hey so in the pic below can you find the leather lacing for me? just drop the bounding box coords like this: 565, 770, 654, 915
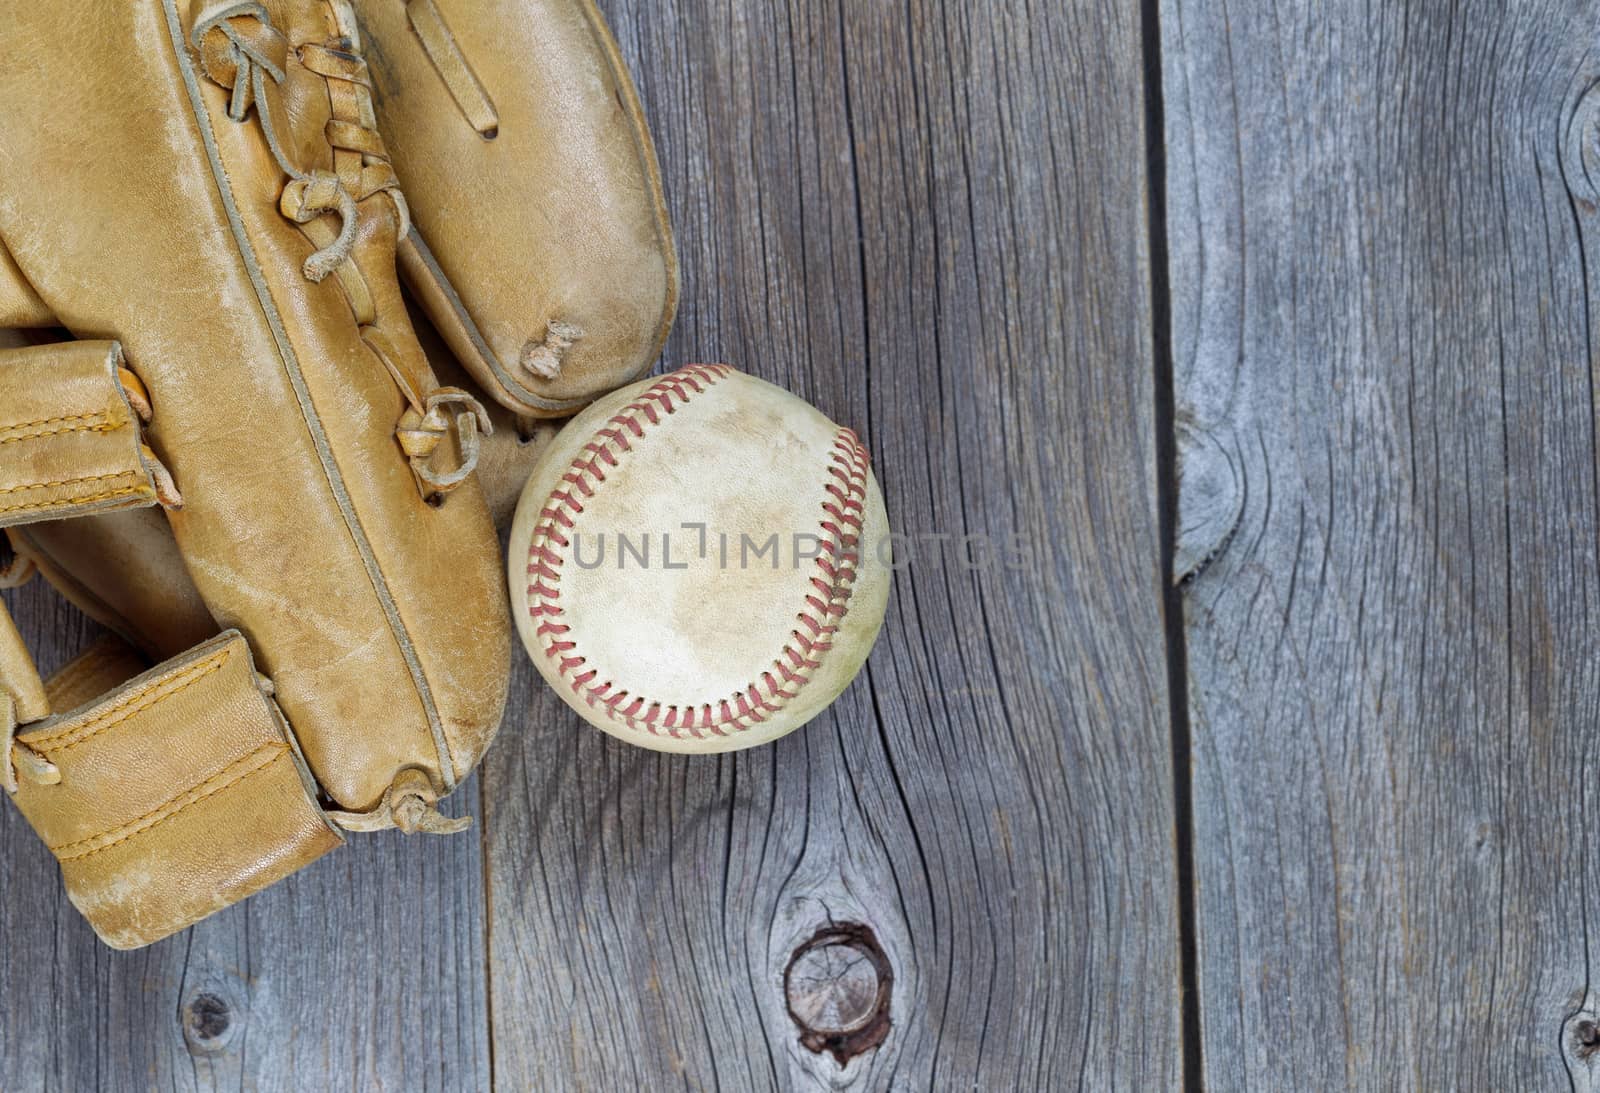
191, 1, 409, 282
2, 8, 481, 829
191, 1, 489, 501
404, 0, 499, 138
326, 767, 470, 835
121, 364, 185, 510
178, 3, 478, 834
0, 533, 35, 591
1, 695, 59, 795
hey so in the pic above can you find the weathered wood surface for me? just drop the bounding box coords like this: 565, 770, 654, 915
27, 0, 1600, 1087
481, 0, 1180, 1088
1164, 1, 1600, 1088
0, 0, 1181, 1089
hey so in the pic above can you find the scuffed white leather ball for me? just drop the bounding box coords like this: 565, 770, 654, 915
509, 365, 891, 752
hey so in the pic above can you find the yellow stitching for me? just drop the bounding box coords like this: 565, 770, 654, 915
28, 647, 232, 752
0, 485, 149, 516
0, 416, 121, 445
0, 471, 142, 496
52, 744, 288, 862
0, 410, 112, 433
1, 422, 120, 444
53, 744, 284, 858
36, 656, 228, 754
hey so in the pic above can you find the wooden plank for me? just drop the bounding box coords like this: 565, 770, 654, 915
484, 0, 1181, 1087
1163, 1, 1600, 1086
1, 571, 490, 1088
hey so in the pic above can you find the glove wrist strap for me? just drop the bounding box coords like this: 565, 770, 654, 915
6, 632, 343, 949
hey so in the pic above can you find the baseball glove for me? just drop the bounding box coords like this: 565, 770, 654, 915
0, 0, 672, 949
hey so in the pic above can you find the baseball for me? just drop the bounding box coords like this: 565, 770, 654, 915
508, 365, 891, 752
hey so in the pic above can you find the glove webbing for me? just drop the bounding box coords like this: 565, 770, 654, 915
190, 2, 490, 499
190, 2, 409, 282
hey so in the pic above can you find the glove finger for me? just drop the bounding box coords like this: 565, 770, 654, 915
361, 0, 678, 417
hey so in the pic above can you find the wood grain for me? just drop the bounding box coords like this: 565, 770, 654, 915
480, 0, 1180, 1088
0, 1, 1181, 1088
0, 579, 492, 1091
14, 0, 1600, 1086
1163, 1, 1600, 1087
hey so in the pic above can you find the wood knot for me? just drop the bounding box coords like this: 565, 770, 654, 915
784, 923, 892, 1065
1174, 420, 1244, 584
181, 989, 238, 1057
1563, 82, 1600, 208
1576, 1019, 1600, 1059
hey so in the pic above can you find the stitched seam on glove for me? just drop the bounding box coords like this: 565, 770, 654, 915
0, 412, 119, 443
0, 485, 151, 519
0, 471, 145, 497
26, 646, 232, 754
51, 743, 288, 861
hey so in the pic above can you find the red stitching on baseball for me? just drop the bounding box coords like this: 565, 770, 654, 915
525, 365, 869, 741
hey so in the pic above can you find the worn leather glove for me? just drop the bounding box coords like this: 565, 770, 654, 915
360, 0, 679, 415
0, 0, 672, 949
5, 0, 676, 662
